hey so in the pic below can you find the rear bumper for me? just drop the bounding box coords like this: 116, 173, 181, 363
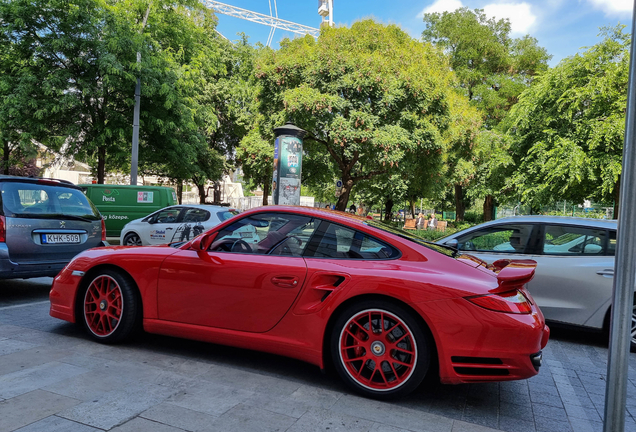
413, 297, 550, 385
0, 241, 109, 280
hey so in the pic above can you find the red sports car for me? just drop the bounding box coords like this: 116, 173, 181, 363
50, 206, 549, 399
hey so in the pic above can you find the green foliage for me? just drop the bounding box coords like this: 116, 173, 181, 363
0, 0, 238, 186
236, 125, 274, 203
422, 7, 551, 219
504, 25, 628, 208
463, 210, 484, 224
254, 20, 466, 211
422, 7, 551, 128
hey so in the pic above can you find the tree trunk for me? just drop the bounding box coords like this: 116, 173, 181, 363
197, 183, 206, 204
409, 198, 415, 218
483, 194, 495, 222
335, 178, 354, 211
383, 198, 394, 223
97, 146, 106, 184
613, 177, 620, 219
454, 184, 465, 221
176, 182, 183, 204
262, 182, 270, 206
2, 142, 9, 175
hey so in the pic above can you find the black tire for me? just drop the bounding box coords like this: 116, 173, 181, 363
80, 269, 140, 344
330, 300, 431, 399
123, 232, 142, 246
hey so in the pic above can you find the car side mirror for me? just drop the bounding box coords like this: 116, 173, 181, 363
198, 232, 217, 251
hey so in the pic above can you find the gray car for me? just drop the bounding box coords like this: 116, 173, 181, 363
436, 216, 624, 342
0, 176, 108, 279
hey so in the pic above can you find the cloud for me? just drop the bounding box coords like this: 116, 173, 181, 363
587, 0, 632, 16
483, 3, 537, 35
418, 0, 464, 18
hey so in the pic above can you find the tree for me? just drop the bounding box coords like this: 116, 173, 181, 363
422, 7, 551, 220
254, 20, 461, 211
236, 126, 273, 206
503, 25, 628, 215
0, 0, 228, 187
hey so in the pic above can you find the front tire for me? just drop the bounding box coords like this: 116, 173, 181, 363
123, 232, 142, 246
331, 300, 430, 399
81, 269, 139, 344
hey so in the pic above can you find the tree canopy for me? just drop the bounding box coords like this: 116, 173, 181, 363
0, 0, 236, 188
504, 25, 628, 213
253, 20, 476, 211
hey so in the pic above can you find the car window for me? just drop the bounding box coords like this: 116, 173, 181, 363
1, 182, 100, 220
455, 224, 534, 253
309, 222, 399, 260
182, 208, 210, 223
149, 208, 182, 224
209, 213, 316, 256
542, 225, 607, 256
217, 210, 238, 222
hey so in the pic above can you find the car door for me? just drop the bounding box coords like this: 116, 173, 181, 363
145, 207, 184, 245
157, 212, 318, 333
528, 224, 615, 326
173, 207, 211, 242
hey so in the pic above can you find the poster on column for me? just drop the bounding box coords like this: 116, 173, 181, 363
276, 136, 303, 205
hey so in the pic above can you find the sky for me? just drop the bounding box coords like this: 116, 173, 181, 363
213, 0, 633, 66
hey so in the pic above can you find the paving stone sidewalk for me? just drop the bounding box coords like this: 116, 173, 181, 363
1, 301, 636, 432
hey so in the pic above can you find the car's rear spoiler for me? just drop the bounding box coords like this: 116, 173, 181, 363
488, 259, 537, 293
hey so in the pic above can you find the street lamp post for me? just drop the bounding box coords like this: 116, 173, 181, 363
130, 4, 151, 186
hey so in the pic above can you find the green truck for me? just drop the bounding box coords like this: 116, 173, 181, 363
80, 184, 177, 237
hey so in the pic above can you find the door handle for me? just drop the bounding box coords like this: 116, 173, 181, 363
271, 276, 299, 288
596, 269, 614, 277
167, 227, 173, 230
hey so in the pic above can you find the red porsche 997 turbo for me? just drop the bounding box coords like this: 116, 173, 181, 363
50, 206, 549, 399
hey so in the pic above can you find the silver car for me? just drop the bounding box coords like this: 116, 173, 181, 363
436, 216, 623, 342
0, 176, 107, 279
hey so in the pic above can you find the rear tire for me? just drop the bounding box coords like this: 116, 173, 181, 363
81, 269, 139, 344
330, 300, 430, 399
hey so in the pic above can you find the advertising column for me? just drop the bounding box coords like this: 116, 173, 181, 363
272, 123, 307, 205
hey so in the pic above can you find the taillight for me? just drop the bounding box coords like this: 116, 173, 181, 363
465, 289, 532, 314
101, 218, 107, 241
0, 216, 5, 242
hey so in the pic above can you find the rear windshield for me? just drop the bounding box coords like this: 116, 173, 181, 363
364, 220, 457, 258
217, 210, 239, 222
1, 182, 102, 221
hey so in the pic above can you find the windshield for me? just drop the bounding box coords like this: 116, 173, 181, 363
364, 219, 457, 258
1, 182, 102, 220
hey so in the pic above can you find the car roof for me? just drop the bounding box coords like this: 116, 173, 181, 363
239, 205, 372, 224
470, 215, 617, 229
173, 204, 235, 211
0, 175, 79, 189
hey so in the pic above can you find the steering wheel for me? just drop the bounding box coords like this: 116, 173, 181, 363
231, 239, 252, 253
279, 236, 304, 256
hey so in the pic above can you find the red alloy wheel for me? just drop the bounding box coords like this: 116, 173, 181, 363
339, 308, 418, 391
84, 275, 123, 337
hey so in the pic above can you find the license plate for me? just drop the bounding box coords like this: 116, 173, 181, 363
41, 234, 81, 244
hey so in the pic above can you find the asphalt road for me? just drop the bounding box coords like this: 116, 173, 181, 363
0, 277, 53, 309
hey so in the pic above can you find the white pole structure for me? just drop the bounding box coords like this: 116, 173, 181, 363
131, 4, 151, 186
328, 0, 333, 26
603, 1, 636, 430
